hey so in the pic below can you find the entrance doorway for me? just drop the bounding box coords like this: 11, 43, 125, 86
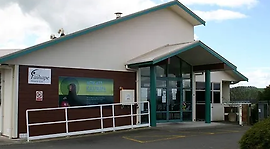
140, 56, 193, 123
156, 78, 181, 122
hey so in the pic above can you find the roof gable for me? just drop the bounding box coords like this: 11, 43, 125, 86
126, 40, 248, 82
0, 0, 205, 63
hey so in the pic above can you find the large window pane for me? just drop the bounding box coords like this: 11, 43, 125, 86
156, 61, 167, 78
183, 79, 191, 89
168, 88, 181, 111
168, 80, 181, 88
140, 88, 150, 102
184, 89, 192, 103
141, 77, 150, 87
156, 80, 166, 88
156, 88, 167, 111
168, 56, 180, 78
140, 67, 150, 76
182, 60, 191, 78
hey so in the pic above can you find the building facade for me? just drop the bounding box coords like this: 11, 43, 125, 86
0, 0, 247, 139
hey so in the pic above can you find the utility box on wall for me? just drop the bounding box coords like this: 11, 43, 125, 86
120, 89, 135, 105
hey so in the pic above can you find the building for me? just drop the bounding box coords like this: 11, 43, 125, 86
0, 0, 247, 139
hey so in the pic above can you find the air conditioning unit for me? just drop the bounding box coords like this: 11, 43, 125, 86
120, 89, 135, 105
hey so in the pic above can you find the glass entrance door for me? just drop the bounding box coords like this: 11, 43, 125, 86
139, 55, 193, 123
156, 79, 182, 122
168, 87, 181, 120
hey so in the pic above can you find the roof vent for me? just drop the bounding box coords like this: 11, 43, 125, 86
115, 12, 122, 19
50, 28, 65, 40
58, 28, 65, 37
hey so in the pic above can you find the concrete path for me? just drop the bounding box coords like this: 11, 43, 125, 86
0, 122, 249, 149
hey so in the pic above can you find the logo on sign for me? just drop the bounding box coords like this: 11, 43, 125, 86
28, 68, 51, 84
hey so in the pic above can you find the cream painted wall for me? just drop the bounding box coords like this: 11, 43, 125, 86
222, 81, 231, 103
7, 8, 194, 71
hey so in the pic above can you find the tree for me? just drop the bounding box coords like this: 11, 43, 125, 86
261, 85, 270, 102
230, 86, 260, 103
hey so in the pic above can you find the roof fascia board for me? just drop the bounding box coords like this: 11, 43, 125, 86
151, 41, 237, 70
233, 70, 248, 82
152, 43, 199, 64
174, 1, 206, 25
127, 61, 153, 68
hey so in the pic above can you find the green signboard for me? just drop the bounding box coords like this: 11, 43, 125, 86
59, 76, 114, 107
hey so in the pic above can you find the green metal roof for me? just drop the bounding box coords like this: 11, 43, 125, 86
127, 40, 248, 82
0, 0, 205, 63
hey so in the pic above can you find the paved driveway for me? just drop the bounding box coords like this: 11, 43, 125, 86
0, 123, 249, 149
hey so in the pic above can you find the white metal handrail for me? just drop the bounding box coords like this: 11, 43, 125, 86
26, 101, 150, 142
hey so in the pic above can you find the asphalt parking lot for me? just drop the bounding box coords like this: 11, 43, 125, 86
0, 123, 249, 149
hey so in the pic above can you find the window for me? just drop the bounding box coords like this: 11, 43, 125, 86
140, 67, 150, 77
182, 60, 191, 78
196, 91, 205, 103
141, 77, 150, 87
183, 79, 191, 89
195, 82, 221, 103
168, 56, 181, 77
212, 83, 220, 103
213, 83, 220, 90
169, 80, 181, 88
156, 62, 167, 78
196, 82, 205, 90
156, 80, 166, 88
213, 92, 220, 103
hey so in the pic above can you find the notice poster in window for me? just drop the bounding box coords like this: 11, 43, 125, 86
172, 89, 177, 100
157, 89, 162, 96
162, 96, 166, 103
162, 90, 166, 103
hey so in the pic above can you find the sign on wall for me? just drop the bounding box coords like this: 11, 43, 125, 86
28, 68, 51, 84
58, 76, 114, 107
36, 91, 43, 101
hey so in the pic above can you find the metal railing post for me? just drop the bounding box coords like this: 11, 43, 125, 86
65, 108, 69, 136
26, 110, 30, 142
239, 105, 243, 126
100, 105, 104, 133
131, 103, 134, 129
112, 105, 115, 131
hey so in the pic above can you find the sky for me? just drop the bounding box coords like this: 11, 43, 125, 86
0, 0, 269, 88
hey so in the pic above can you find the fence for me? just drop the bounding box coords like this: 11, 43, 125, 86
26, 101, 150, 142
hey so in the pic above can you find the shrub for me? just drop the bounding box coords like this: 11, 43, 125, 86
239, 117, 270, 149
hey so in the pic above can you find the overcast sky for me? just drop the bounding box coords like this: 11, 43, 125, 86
1, 0, 270, 88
